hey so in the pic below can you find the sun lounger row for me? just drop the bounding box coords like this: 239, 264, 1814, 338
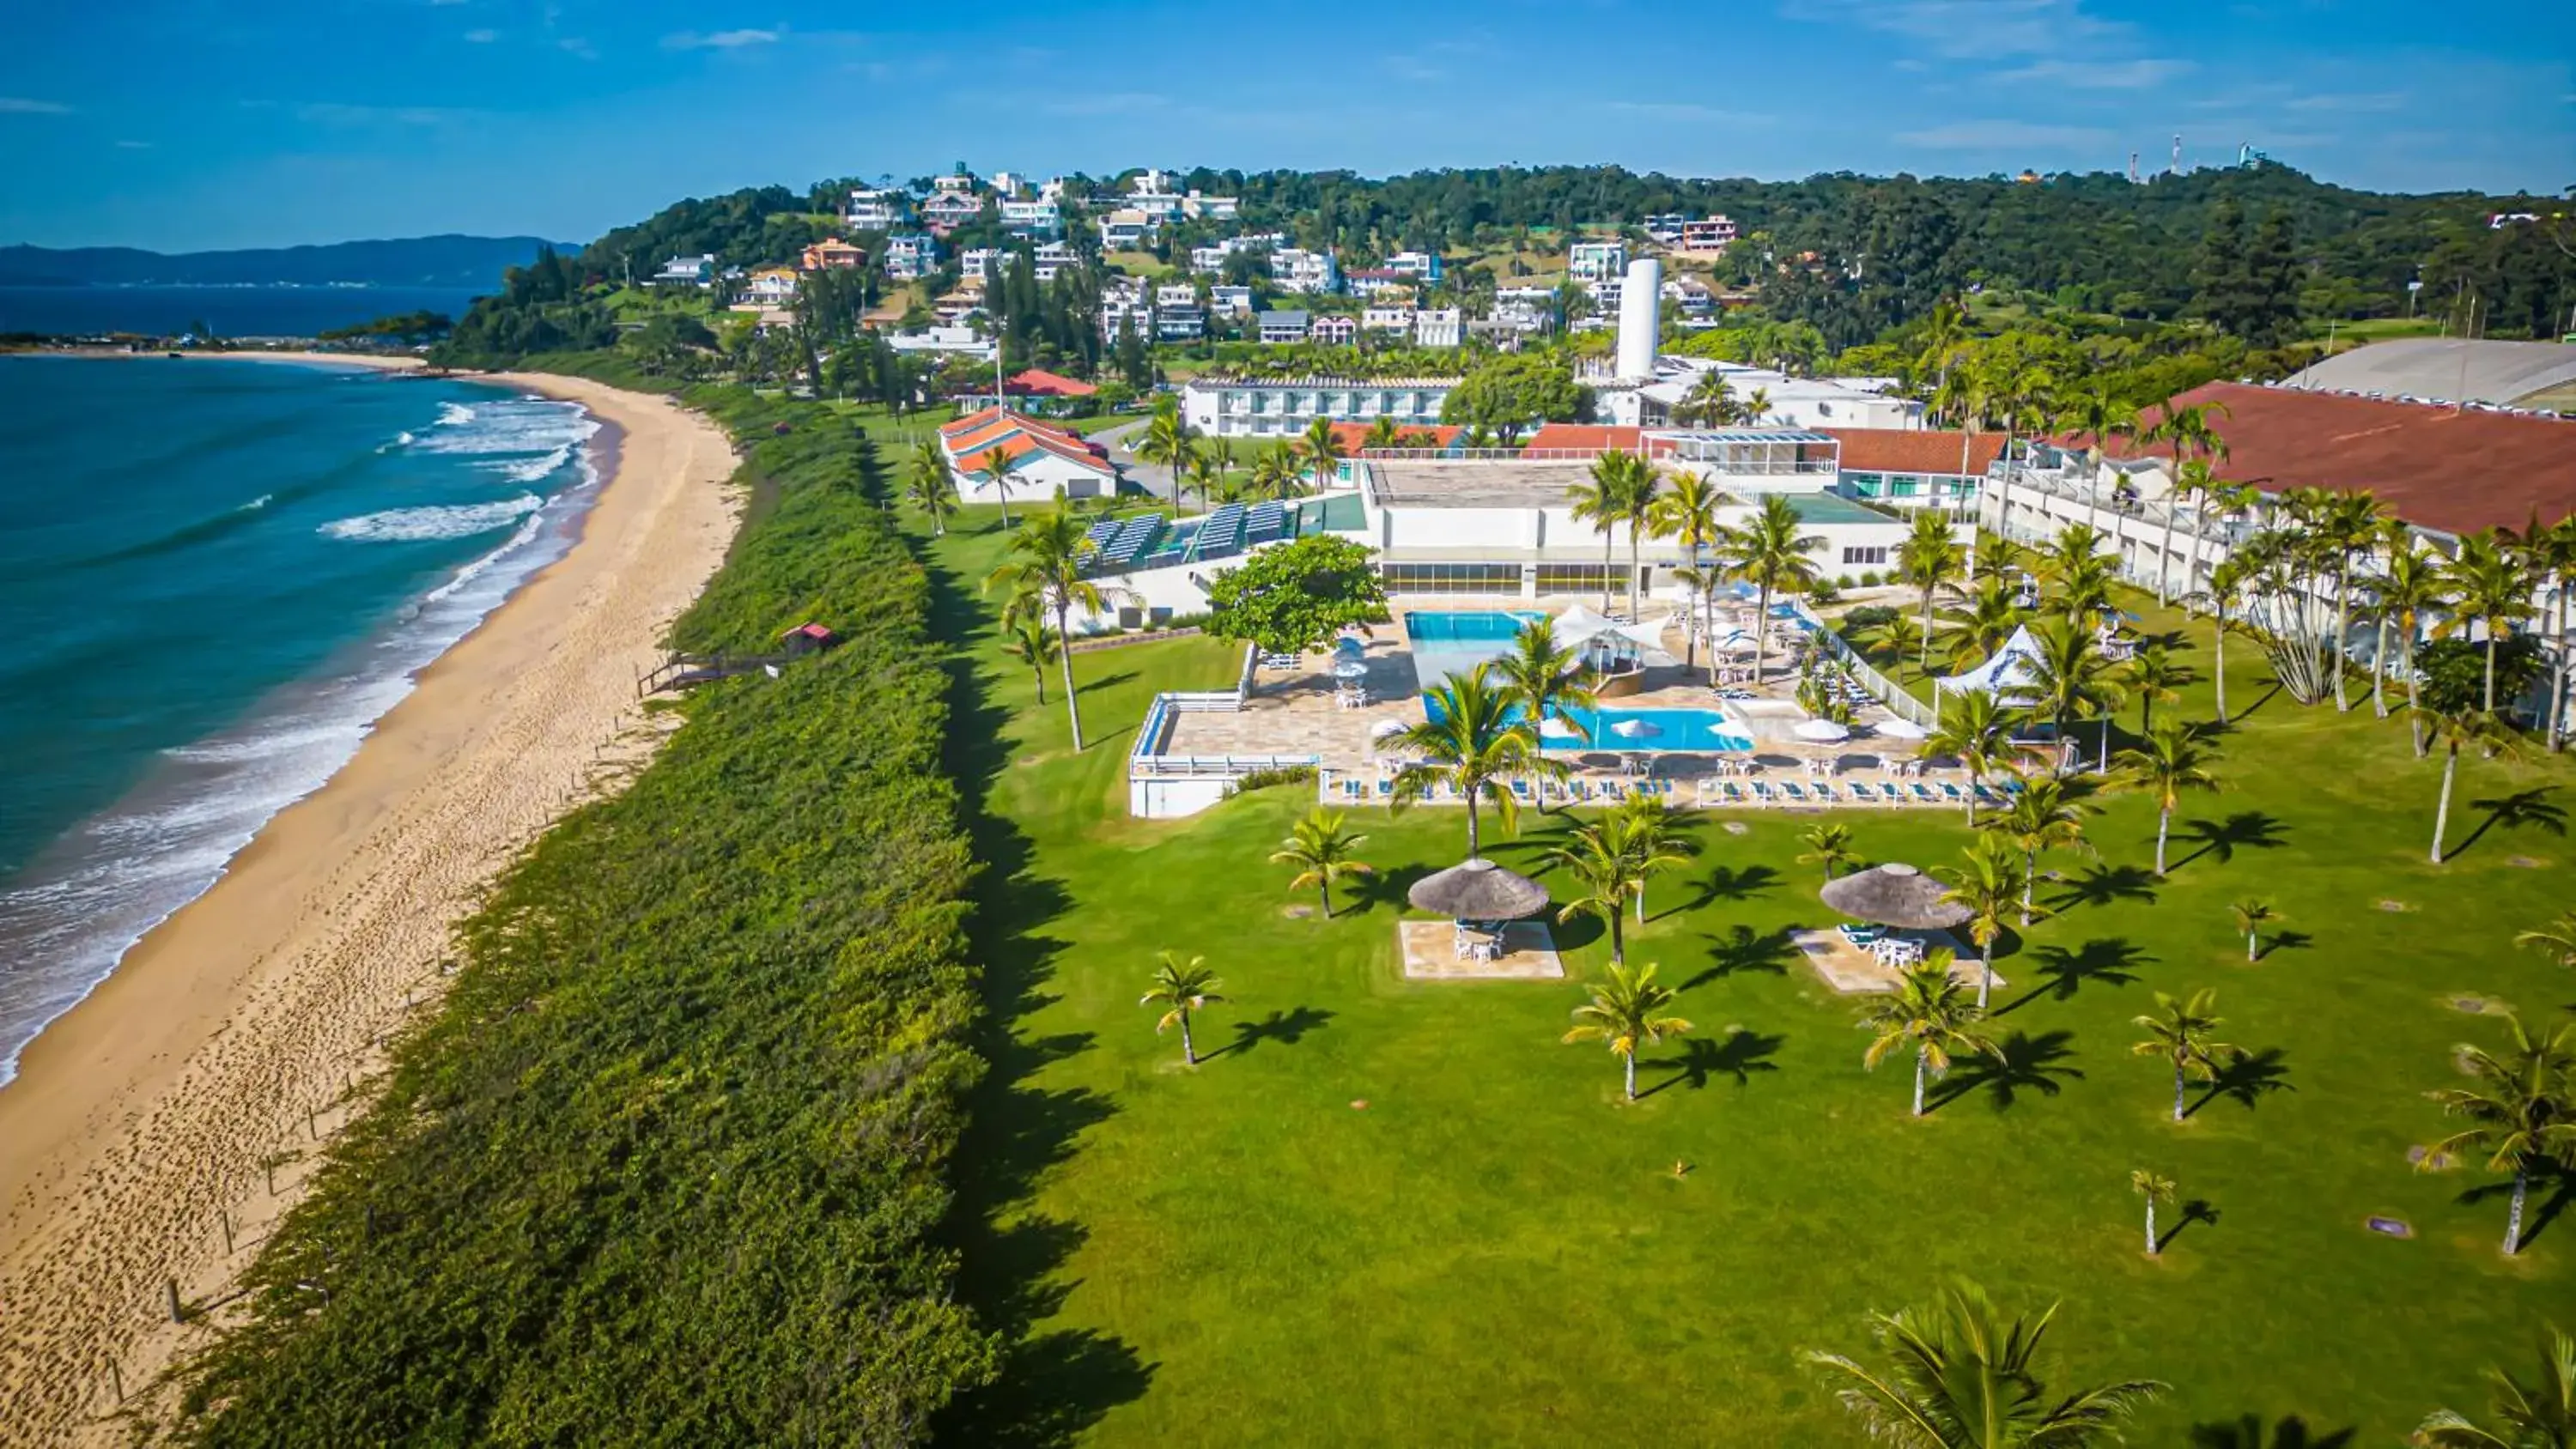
1692, 777, 2006, 809
1322, 776, 1683, 806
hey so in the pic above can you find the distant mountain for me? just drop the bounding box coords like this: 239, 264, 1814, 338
0, 235, 574, 290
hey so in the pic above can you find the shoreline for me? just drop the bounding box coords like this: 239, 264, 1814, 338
0, 363, 742, 1443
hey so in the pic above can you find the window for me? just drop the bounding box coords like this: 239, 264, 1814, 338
1535, 564, 1615, 595
1381, 562, 1521, 595
1846, 472, 1883, 496
1889, 476, 1921, 499
1840, 546, 1889, 567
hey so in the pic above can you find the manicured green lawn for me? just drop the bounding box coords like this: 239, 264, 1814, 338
920, 509, 2575, 1446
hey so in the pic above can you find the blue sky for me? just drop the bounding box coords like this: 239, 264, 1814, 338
4, 0, 2569, 251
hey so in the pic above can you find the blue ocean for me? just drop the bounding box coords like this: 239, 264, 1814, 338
0, 356, 603, 1082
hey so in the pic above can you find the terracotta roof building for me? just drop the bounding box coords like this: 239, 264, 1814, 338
1824, 428, 2006, 477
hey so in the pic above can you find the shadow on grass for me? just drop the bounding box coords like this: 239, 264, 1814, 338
1681, 925, 1800, 986
1641, 1030, 1785, 1096
915, 518, 1152, 1444
1677, 862, 1782, 914
1204, 1006, 1334, 1060
2171, 810, 2289, 870
1346, 863, 1436, 918
2259, 929, 2313, 961
1997, 937, 2150, 1015
1073, 668, 1138, 697
2448, 786, 2567, 860
2158, 1197, 2221, 1252
2046, 862, 2160, 913
2190, 1046, 2294, 1116
2462, 1165, 2576, 1252
1931, 1030, 2083, 1113
2190, 1414, 2356, 1448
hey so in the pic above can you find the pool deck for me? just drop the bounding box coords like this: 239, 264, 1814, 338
1162, 597, 1929, 782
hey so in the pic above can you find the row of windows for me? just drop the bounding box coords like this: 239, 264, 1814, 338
1534, 564, 1619, 592
1840, 546, 1890, 567
1845, 471, 1978, 499
1382, 563, 1522, 595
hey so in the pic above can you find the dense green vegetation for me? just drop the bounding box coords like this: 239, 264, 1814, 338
173, 385, 997, 1442
908, 506, 2573, 1445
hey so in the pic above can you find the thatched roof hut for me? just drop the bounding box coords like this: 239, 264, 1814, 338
1817, 863, 1971, 930
1407, 858, 1550, 921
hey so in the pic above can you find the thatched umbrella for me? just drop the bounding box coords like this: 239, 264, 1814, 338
1408, 858, 1550, 921
1818, 863, 1970, 930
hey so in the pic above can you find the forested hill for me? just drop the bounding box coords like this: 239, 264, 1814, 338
0, 234, 569, 288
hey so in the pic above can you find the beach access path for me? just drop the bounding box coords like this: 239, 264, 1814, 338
0, 358, 744, 1444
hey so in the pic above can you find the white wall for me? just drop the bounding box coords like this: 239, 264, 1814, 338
956, 452, 1113, 503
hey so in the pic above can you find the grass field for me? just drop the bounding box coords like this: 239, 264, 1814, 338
916, 508, 2575, 1446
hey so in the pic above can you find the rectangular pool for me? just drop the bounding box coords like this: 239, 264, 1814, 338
1405, 610, 1752, 753
1404, 609, 1545, 693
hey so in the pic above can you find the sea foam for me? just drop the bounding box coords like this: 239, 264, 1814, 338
320, 494, 544, 543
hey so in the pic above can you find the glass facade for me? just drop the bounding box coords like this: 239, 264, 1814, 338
1382, 562, 1521, 595
1534, 563, 1617, 595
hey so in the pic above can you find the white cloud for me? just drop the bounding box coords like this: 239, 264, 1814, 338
1993, 57, 2189, 88
1783, 0, 2128, 58
1897, 118, 2117, 149
559, 36, 598, 59
2284, 90, 2408, 112
0, 97, 73, 114
1039, 92, 1170, 117
664, 27, 781, 50
115, 139, 151, 149
463, 27, 497, 41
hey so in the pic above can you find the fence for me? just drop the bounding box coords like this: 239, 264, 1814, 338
1794, 599, 1937, 729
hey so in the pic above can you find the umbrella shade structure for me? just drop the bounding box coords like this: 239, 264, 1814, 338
1874, 717, 1929, 740
1792, 718, 1851, 743
1408, 858, 1551, 921
1332, 660, 1370, 681
1370, 718, 1411, 739
1610, 717, 1664, 740
1819, 863, 1971, 930
1537, 714, 1583, 740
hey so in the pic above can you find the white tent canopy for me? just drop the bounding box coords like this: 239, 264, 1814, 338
1550, 603, 1619, 646
1935, 624, 2045, 705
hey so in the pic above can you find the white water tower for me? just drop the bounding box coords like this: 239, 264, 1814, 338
1615, 256, 1662, 381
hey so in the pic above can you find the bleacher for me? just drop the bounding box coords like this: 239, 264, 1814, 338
1242, 501, 1290, 546
1188, 504, 1248, 561
1083, 517, 1121, 551
1094, 513, 1167, 569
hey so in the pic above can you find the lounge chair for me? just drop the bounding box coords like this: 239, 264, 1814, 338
1940, 780, 1967, 803
1781, 781, 1808, 804
1813, 781, 1843, 803
1911, 782, 1938, 803
1751, 780, 1777, 804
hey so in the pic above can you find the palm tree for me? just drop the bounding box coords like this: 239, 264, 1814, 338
1140, 952, 1226, 1065
2122, 644, 2192, 733
1935, 575, 2027, 673
2420, 704, 2518, 864
1741, 385, 1772, 424
1674, 370, 1737, 427
1569, 450, 1645, 614
975, 449, 1020, 529
2024, 615, 2117, 775
2524, 513, 2576, 754
2133, 988, 2237, 1123
2517, 912, 2576, 970
1807, 1281, 2166, 1446
1614, 461, 1667, 619
2311, 490, 2390, 712
1613, 795, 1696, 922
2421, 1014, 2576, 1256
1917, 298, 1970, 409
1298, 415, 1346, 491
907, 437, 960, 536
1247, 440, 1305, 500
1181, 439, 1224, 515
2161, 458, 2217, 607
1798, 822, 1858, 882
2445, 531, 2538, 712
986, 504, 1121, 750
2112, 717, 2221, 876
1860, 955, 2000, 1117
1271, 808, 1374, 918
2063, 385, 2140, 531
1391, 669, 1551, 858
2230, 898, 2275, 963
2131, 1170, 2178, 1257
1133, 397, 1192, 494
1927, 688, 2016, 823
1936, 833, 2029, 1010
1983, 767, 2093, 925
1362, 415, 1402, 452
1563, 961, 1691, 1101
2202, 554, 2252, 726
1548, 816, 1649, 966
2415, 1323, 2576, 1446
1896, 509, 1966, 670
1490, 616, 1599, 745
1650, 470, 1725, 674
1001, 615, 1058, 704
1721, 493, 1825, 688
2370, 526, 2445, 734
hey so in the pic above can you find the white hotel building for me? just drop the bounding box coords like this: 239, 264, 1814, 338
1182, 375, 1460, 439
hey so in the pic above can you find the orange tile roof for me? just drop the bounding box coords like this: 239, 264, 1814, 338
945, 408, 1113, 476
1521, 424, 1644, 454
1823, 428, 2006, 476
1009, 367, 1098, 397
1330, 421, 1461, 452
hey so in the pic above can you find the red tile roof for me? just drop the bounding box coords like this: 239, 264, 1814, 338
943, 407, 1113, 476
2123, 382, 2576, 536
1330, 421, 1461, 452
1522, 424, 1643, 454
1008, 367, 1098, 397
1823, 428, 2006, 477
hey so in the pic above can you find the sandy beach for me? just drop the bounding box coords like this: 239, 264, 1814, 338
0, 362, 742, 1443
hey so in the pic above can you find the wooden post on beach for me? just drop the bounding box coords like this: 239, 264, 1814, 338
108, 1359, 124, 1404
266, 1158, 276, 1196
307, 1106, 318, 1142
165, 1278, 183, 1324
220, 1209, 234, 1255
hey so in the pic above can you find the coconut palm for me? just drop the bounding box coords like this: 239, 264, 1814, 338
2517, 912, 2576, 970
1797, 822, 1859, 882
1674, 370, 1737, 427
1298, 415, 1346, 490
1390, 669, 1552, 858
1613, 794, 1697, 922
1806, 1280, 2166, 1446
1983, 767, 2094, 925
975, 450, 1020, 529
2202, 554, 2252, 726
1569, 450, 1647, 614
2063, 385, 2141, 530
1927, 688, 2016, 823
2415, 1323, 2576, 1447
1547, 816, 1649, 967
2230, 899, 2275, 963
1935, 575, 2028, 673
1001, 614, 1058, 704
2024, 614, 2119, 775
907, 436, 961, 535
2419, 704, 2518, 864
2421, 1014, 2576, 1256
1562, 961, 1692, 1101
985, 504, 1122, 751
2121, 644, 2193, 734
2519, 512, 2576, 754
1936, 832, 2030, 1010
1870, 612, 1929, 670
1133, 397, 1193, 504
2311, 490, 2391, 712
1247, 440, 1305, 500
2112, 717, 2221, 876
2370, 525, 2446, 735
2133, 988, 2237, 1123
1720, 493, 1826, 688
1140, 952, 1226, 1065
1651, 471, 1727, 674
1860, 954, 2000, 1118
1741, 385, 1772, 424
2162, 458, 2218, 607
1896, 509, 1966, 670
1616, 459, 1665, 620
1362, 415, 1402, 452
1271, 807, 1374, 918
1180, 439, 1224, 515
2445, 531, 2538, 712
1491, 615, 1599, 745
2131, 1170, 2178, 1257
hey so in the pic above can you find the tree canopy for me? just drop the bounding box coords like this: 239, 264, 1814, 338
1440, 353, 1591, 441
1201, 535, 1388, 655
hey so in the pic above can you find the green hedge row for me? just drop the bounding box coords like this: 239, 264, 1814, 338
178, 379, 996, 1444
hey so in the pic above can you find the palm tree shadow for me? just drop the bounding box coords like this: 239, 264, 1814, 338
2260, 929, 2313, 960
1640, 1029, 1785, 1097
2157, 1197, 2221, 1252
1682, 924, 1801, 986
2471, 1165, 2576, 1251
2189, 1046, 2294, 1116
1675, 861, 1781, 914
2045, 862, 2160, 912
2170, 811, 2289, 870
2190, 1414, 2356, 1448
1930, 1029, 2083, 1113
1346, 864, 1435, 916
1997, 937, 2150, 1015
2450, 786, 2567, 859
1075, 669, 1138, 696
1203, 1006, 1335, 1060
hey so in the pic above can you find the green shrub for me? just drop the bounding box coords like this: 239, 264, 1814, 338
1230, 765, 1318, 793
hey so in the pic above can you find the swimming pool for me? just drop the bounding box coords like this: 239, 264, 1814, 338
1405, 610, 1753, 753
